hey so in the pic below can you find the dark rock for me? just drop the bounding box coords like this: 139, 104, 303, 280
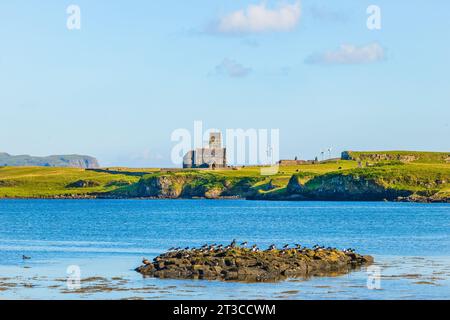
66, 180, 101, 188
136, 247, 373, 283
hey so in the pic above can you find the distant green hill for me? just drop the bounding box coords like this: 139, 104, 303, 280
0, 152, 99, 168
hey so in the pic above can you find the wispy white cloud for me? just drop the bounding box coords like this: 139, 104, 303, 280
213, 1, 301, 34
305, 43, 385, 65
215, 59, 252, 78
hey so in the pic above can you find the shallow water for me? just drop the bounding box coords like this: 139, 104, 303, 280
0, 199, 449, 299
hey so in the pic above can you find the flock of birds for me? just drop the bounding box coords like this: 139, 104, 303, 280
142, 240, 357, 265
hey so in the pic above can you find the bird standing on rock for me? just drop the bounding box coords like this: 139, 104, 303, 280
230, 239, 237, 248
142, 258, 151, 265
240, 241, 248, 247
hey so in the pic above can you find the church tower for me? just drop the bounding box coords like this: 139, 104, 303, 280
183, 132, 226, 169
209, 132, 222, 149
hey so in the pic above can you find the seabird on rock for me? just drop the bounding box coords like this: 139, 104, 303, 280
283, 244, 290, 249
240, 241, 248, 247
230, 239, 237, 248
142, 258, 151, 265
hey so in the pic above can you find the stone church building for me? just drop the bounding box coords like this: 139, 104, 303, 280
183, 132, 227, 169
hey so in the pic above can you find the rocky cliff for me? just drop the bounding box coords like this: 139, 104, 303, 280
109, 165, 450, 203
285, 166, 449, 202
0, 152, 99, 169
286, 172, 412, 201
126, 172, 263, 199
341, 151, 450, 163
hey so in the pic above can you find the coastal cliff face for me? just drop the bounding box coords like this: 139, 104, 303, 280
0, 153, 99, 169
117, 165, 449, 203
286, 166, 449, 202
341, 151, 450, 164
132, 172, 263, 199
286, 173, 412, 201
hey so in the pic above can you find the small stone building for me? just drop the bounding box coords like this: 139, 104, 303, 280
183, 132, 227, 169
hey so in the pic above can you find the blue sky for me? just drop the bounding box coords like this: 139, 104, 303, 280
0, 1, 449, 167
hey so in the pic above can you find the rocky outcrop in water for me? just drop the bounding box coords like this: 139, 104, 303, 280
136, 245, 373, 282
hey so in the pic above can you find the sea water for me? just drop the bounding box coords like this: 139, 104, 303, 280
0, 199, 449, 299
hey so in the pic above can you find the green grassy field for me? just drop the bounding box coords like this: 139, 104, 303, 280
0, 161, 356, 198
0, 167, 140, 198
0, 151, 448, 201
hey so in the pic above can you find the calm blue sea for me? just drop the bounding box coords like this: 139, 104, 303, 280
0, 200, 449, 299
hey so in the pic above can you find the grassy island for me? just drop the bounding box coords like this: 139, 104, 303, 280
0, 151, 448, 202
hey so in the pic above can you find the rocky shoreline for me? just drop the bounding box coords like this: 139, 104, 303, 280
136, 243, 374, 282
1, 194, 446, 203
